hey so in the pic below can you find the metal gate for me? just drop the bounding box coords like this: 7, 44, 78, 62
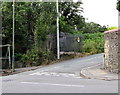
60, 35, 82, 52
46, 32, 83, 53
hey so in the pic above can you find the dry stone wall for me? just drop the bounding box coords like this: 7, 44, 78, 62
104, 29, 120, 73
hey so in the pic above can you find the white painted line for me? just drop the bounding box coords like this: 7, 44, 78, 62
68, 74, 75, 76
29, 72, 41, 75
75, 56, 102, 64
85, 64, 101, 69
29, 71, 83, 78
29, 72, 77, 78
21, 82, 85, 88
74, 76, 81, 78
53, 66, 61, 69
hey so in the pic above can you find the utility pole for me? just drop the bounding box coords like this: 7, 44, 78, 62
56, 0, 60, 59
12, 0, 15, 72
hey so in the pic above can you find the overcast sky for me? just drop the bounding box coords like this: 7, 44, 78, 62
81, 0, 118, 27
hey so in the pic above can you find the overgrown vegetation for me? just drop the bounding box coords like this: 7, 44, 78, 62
2, 1, 116, 68
83, 33, 104, 54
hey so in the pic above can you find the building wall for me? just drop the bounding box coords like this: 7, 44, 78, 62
104, 29, 120, 73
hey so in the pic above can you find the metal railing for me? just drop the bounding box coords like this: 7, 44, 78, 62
0, 44, 11, 69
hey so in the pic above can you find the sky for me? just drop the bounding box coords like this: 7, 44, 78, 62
80, 0, 118, 27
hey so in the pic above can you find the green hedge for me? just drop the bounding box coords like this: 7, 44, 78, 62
83, 33, 104, 54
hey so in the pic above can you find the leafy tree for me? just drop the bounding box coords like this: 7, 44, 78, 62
34, 2, 57, 50
80, 22, 107, 33
2, 2, 57, 65
2, 2, 85, 53
117, 0, 120, 12
15, 2, 45, 53
2, 2, 42, 53
2, 2, 13, 45
59, 1, 85, 33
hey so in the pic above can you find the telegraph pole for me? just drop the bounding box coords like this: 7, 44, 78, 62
56, 0, 60, 59
12, 0, 15, 72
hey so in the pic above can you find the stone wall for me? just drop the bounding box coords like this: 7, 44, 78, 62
104, 29, 120, 73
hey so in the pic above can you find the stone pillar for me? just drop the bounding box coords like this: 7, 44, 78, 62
104, 29, 120, 73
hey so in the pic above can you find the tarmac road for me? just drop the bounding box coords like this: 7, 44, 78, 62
1, 53, 118, 93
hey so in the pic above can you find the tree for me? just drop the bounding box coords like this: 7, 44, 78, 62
2, 1, 109, 67
2, 2, 13, 45
2, 1, 85, 53
34, 2, 57, 50
80, 22, 107, 33
2, 2, 42, 53
2, 2, 57, 65
117, 0, 120, 12
59, 1, 85, 33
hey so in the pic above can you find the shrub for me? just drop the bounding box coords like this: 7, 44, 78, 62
107, 26, 118, 30
83, 33, 104, 54
19, 48, 55, 67
15, 53, 23, 61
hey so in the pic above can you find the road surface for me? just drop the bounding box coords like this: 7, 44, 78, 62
1, 53, 118, 93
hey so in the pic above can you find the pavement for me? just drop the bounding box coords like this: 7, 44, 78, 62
80, 64, 119, 81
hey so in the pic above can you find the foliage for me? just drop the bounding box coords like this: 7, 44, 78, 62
34, 2, 57, 50
83, 33, 104, 54
117, 1, 120, 12
2, 2, 106, 67
107, 26, 118, 30
59, 15, 74, 33
2, 2, 57, 66
2, 2, 42, 53
59, 2, 85, 33
2, 2, 13, 45
19, 49, 55, 66
80, 22, 107, 33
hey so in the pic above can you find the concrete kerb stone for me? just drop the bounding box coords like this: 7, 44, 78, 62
1, 66, 42, 76
80, 64, 119, 81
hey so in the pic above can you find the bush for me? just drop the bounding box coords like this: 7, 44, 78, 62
107, 26, 118, 30
19, 49, 55, 67
15, 53, 23, 61
83, 33, 104, 54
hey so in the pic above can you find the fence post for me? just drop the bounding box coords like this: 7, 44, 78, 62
8, 46, 11, 69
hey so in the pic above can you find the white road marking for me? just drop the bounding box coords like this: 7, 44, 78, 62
29, 55, 102, 78
75, 56, 102, 64
82, 63, 103, 71
29, 71, 83, 79
21, 82, 85, 88
53, 66, 60, 69
29, 72, 78, 77
87, 64, 101, 69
